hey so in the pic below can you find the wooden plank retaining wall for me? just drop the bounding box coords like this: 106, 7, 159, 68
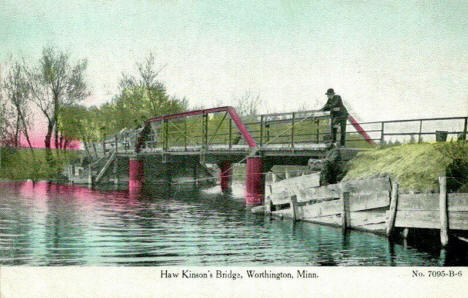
265, 174, 468, 245
395, 193, 468, 230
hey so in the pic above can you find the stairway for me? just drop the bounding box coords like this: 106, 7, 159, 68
94, 152, 116, 184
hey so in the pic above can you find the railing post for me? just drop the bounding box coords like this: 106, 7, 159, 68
203, 113, 208, 149
114, 135, 118, 154
164, 119, 169, 151
266, 123, 270, 143
228, 118, 232, 149
291, 112, 295, 149
184, 117, 187, 151
418, 120, 423, 143
315, 119, 320, 143
463, 117, 467, 141
260, 115, 264, 147
380, 122, 385, 145
200, 114, 204, 147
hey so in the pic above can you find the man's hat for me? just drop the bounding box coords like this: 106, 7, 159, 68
325, 88, 335, 95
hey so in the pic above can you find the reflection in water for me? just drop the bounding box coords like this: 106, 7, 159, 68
0, 181, 466, 266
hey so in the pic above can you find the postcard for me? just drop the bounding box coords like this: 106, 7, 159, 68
0, 1, 467, 297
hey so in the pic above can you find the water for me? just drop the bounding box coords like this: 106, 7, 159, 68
0, 181, 465, 266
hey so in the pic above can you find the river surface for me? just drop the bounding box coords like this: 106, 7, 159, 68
0, 181, 465, 266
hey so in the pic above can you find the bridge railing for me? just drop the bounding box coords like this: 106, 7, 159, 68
90, 108, 338, 155
242, 110, 333, 148
138, 110, 248, 152
89, 108, 467, 156
345, 116, 468, 146
90, 128, 142, 157
134, 107, 334, 153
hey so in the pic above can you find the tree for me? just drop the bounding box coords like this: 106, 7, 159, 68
0, 65, 16, 146
25, 47, 89, 162
0, 72, 8, 143
3, 62, 35, 155
101, 53, 187, 135
233, 90, 262, 120
57, 105, 86, 151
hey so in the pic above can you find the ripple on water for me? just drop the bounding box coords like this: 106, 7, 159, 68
0, 181, 464, 266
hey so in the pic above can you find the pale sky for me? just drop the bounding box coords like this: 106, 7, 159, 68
1, 0, 467, 122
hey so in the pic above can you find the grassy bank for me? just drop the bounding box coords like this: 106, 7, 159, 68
344, 142, 468, 192
0, 147, 80, 181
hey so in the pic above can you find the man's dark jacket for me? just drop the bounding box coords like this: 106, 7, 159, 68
320, 95, 348, 118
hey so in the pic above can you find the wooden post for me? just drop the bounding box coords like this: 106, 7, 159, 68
266, 123, 270, 143
402, 228, 409, 239
463, 117, 467, 141
315, 119, 320, 143
228, 118, 232, 149
439, 248, 447, 266
164, 119, 169, 151
268, 183, 273, 196
291, 112, 295, 149
439, 175, 449, 247
203, 113, 208, 149
259, 115, 264, 147
290, 195, 298, 221
265, 199, 273, 215
271, 172, 277, 183
341, 191, 350, 232
184, 117, 187, 151
380, 122, 385, 145
386, 181, 399, 237
418, 120, 423, 143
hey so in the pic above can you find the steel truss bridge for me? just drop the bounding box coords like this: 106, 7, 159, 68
80, 106, 467, 204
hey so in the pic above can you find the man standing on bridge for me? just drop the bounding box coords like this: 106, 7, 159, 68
320, 88, 348, 146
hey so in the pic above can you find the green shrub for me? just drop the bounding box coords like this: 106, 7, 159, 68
344, 142, 468, 192
0, 147, 79, 180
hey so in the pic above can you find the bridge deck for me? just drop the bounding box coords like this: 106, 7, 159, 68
110, 143, 331, 158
